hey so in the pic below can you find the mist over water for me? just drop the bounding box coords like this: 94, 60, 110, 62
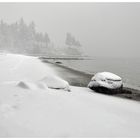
0, 3, 140, 58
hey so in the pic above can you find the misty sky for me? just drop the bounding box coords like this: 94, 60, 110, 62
0, 3, 140, 57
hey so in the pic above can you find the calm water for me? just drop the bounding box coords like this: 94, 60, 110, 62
58, 57, 140, 88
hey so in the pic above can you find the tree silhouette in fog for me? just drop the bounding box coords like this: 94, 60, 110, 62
0, 18, 51, 55
0, 19, 83, 56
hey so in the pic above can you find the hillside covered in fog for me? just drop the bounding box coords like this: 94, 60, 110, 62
0, 19, 83, 57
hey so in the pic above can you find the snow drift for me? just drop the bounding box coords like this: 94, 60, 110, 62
0, 53, 70, 91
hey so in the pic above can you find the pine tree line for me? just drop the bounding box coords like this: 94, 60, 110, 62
0, 18, 83, 56
0, 18, 51, 55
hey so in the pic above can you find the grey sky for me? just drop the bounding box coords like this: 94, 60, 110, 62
0, 3, 140, 57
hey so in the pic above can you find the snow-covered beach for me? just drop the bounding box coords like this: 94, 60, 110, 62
41, 57, 140, 101
0, 53, 140, 137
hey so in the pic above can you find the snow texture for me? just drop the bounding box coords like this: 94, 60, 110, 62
0, 53, 140, 137
0, 53, 70, 91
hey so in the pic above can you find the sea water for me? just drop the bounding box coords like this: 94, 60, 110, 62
59, 57, 140, 88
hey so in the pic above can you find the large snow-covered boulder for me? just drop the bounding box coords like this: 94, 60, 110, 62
88, 72, 123, 94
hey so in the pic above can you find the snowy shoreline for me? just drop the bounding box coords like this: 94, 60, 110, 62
40, 57, 140, 101
0, 53, 140, 137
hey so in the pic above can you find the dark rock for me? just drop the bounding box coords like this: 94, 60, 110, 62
55, 61, 62, 64
89, 86, 123, 95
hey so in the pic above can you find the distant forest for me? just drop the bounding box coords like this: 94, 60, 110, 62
0, 18, 83, 56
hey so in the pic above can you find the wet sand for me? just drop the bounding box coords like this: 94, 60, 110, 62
40, 58, 140, 101
43, 59, 92, 87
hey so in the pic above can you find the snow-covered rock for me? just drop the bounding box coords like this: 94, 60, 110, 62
40, 76, 71, 91
88, 72, 123, 93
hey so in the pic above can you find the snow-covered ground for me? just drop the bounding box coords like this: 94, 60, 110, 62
0, 53, 140, 137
